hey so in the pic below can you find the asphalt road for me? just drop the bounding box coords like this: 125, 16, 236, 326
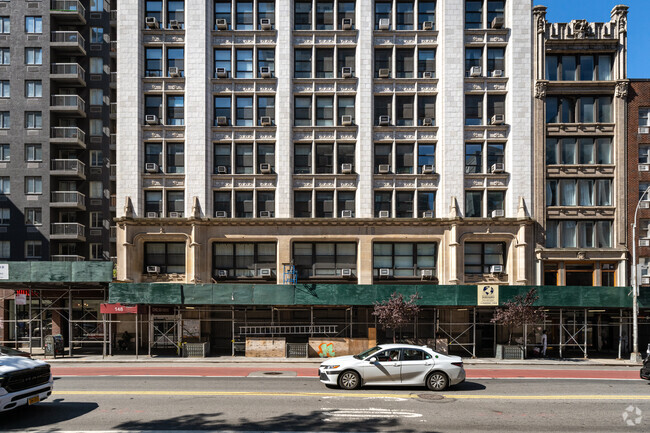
1, 375, 649, 432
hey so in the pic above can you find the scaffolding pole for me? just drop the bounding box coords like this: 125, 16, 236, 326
68, 288, 72, 357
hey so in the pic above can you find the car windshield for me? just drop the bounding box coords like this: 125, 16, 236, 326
0, 346, 26, 356
354, 346, 382, 360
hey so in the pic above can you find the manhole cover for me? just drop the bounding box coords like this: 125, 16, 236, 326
417, 394, 444, 401
263, 371, 284, 375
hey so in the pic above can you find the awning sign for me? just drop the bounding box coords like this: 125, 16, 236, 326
0, 264, 8, 280
478, 285, 499, 306
100, 303, 141, 314
15, 294, 27, 305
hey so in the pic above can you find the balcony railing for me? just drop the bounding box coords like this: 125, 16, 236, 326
110, 226, 117, 241
51, 95, 86, 114
50, 63, 86, 85
51, 159, 86, 177
110, 72, 117, 87
50, 126, 86, 147
51, 255, 85, 262
109, 194, 116, 209
110, 40, 117, 56
110, 102, 117, 118
51, 1, 86, 18
51, 191, 86, 208
110, 10, 117, 24
51, 222, 85, 239
110, 164, 116, 178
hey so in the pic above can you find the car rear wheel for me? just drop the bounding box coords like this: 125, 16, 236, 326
426, 371, 448, 391
338, 370, 360, 390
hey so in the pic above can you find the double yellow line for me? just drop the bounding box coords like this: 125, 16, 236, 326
52, 390, 650, 401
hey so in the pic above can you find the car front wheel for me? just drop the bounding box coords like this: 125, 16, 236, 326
338, 370, 360, 390
426, 371, 449, 391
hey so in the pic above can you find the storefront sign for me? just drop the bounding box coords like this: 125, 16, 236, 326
15, 294, 27, 305
0, 264, 8, 280
478, 285, 499, 306
100, 303, 141, 314
16, 289, 39, 297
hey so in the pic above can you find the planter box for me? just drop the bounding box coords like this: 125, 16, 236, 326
496, 344, 524, 360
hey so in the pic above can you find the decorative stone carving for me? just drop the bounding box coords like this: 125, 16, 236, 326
234, 131, 254, 140
315, 130, 335, 140
571, 20, 591, 39
165, 130, 184, 139
293, 84, 313, 93
337, 131, 357, 140
235, 83, 255, 92
577, 251, 587, 260
213, 84, 232, 93
235, 36, 254, 44
615, 81, 629, 99
535, 81, 548, 99
235, 179, 254, 188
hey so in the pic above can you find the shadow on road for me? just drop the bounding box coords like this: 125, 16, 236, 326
113, 411, 429, 432
453, 381, 487, 392
0, 399, 98, 429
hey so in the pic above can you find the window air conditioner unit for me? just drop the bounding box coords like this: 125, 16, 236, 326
341, 67, 353, 78
489, 265, 504, 274
379, 210, 390, 218
640, 239, 650, 247
378, 164, 390, 174
491, 209, 505, 218
216, 116, 228, 126
492, 69, 504, 77
641, 202, 650, 209
169, 67, 180, 77
169, 212, 181, 218
491, 114, 505, 125
260, 18, 272, 30
639, 126, 650, 134
422, 21, 433, 31
260, 116, 272, 126
145, 17, 159, 29
422, 164, 434, 174
421, 269, 433, 278
216, 18, 228, 30
146, 212, 159, 218
491, 163, 505, 173
422, 71, 434, 79
491, 16, 505, 29
379, 18, 390, 30
422, 117, 433, 126
378, 115, 390, 126
639, 164, 650, 172
259, 66, 271, 78
169, 20, 181, 30
146, 265, 160, 274
259, 210, 272, 218
379, 268, 392, 277
259, 163, 272, 173
340, 268, 352, 277
470, 66, 482, 77
341, 163, 353, 174
378, 68, 390, 78
643, 276, 650, 285
341, 18, 352, 30
145, 114, 159, 125
259, 268, 272, 277
145, 163, 159, 173
422, 210, 434, 218
341, 115, 353, 126
217, 269, 228, 277
216, 165, 228, 174
215, 211, 228, 218
216, 67, 228, 78
341, 210, 353, 218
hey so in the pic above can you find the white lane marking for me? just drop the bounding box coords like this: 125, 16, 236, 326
321, 407, 423, 421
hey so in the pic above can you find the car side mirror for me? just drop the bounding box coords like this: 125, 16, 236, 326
368, 357, 377, 363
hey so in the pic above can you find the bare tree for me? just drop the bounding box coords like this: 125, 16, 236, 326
373, 292, 420, 343
491, 288, 546, 345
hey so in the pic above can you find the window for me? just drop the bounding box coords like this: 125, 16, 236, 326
145, 143, 162, 168
25, 111, 42, 129
546, 138, 612, 165
418, 49, 435, 77
166, 190, 184, 217
167, 48, 184, 76
465, 190, 483, 217
0, 16, 8, 33
639, 108, 650, 127
214, 96, 231, 125
0, 143, 8, 161
418, 191, 435, 216
90, 119, 103, 136
214, 49, 231, 77
90, 89, 103, 105
396, 143, 414, 174
166, 143, 184, 173
316, 143, 333, 173
487, 190, 505, 214
373, 243, 437, 278
487, 0, 504, 24
465, 95, 483, 125
0, 176, 8, 194
295, 49, 312, 78
89, 181, 103, 199
396, 191, 414, 217
640, 146, 650, 165
294, 96, 312, 126
315, 191, 334, 217
338, 191, 355, 217
316, 1, 334, 30
167, 95, 184, 125
294, 191, 312, 217
90, 26, 103, 43
25, 144, 41, 162
25, 48, 42, 65
257, 190, 275, 216
258, 48, 274, 76
465, 0, 482, 29
293, 242, 357, 279
295, 0, 312, 30
0, 48, 8, 65
418, 144, 435, 173
258, 0, 275, 28
374, 143, 391, 173
374, 191, 392, 217
338, 48, 355, 77
258, 96, 275, 125
338, 1, 355, 29
375, 96, 392, 125
338, 96, 354, 125
487, 48, 504, 75
545, 220, 612, 248
215, 0, 231, 29
236, 49, 253, 78
214, 144, 231, 174
419, 1, 435, 30
546, 179, 611, 207
0, 111, 8, 129
144, 242, 186, 273
396, 96, 414, 126
316, 96, 333, 126
89, 212, 102, 229
465, 143, 482, 173
316, 48, 334, 78
145, 48, 163, 77
168, 0, 185, 27
545, 55, 613, 81
90, 57, 103, 74
0, 208, 8, 225
396, 1, 414, 30
0, 80, 8, 98
25, 208, 42, 225
487, 95, 505, 123
212, 242, 277, 278
90, 0, 103, 12
213, 191, 231, 217
236, 96, 253, 126
146, 0, 163, 23
25, 241, 42, 259
236, 0, 253, 30
235, 190, 253, 217
235, 143, 253, 174
375, 1, 391, 30
90, 244, 103, 261
487, 143, 504, 169
465, 47, 482, 75
294, 144, 312, 174
145, 190, 163, 215
0, 241, 8, 259
464, 242, 505, 274
396, 48, 414, 78
145, 95, 162, 119
375, 48, 392, 78
25, 177, 41, 194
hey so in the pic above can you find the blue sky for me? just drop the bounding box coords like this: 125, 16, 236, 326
534, 0, 650, 78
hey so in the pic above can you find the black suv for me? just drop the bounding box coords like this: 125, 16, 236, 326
641, 344, 650, 381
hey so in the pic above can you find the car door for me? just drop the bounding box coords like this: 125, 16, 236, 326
361, 349, 402, 385
400, 349, 433, 384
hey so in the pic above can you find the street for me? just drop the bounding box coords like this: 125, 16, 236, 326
1, 367, 649, 432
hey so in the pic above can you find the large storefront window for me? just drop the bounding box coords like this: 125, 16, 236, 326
373, 242, 437, 280
293, 242, 356, 279
144, 242, 186, 274
212, 242, 276, 279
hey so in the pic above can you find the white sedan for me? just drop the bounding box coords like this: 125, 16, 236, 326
318, 344, 465, 391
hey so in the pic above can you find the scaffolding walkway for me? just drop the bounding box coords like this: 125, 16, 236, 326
239, 325, 338, 335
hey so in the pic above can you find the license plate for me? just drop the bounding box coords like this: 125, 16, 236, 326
28, 396, 39, 405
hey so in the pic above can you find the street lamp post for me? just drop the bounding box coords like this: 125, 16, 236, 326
630, 187, 650, 362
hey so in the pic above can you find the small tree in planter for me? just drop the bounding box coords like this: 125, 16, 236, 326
373, 292, 420, 343
491, 288, 546, 350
